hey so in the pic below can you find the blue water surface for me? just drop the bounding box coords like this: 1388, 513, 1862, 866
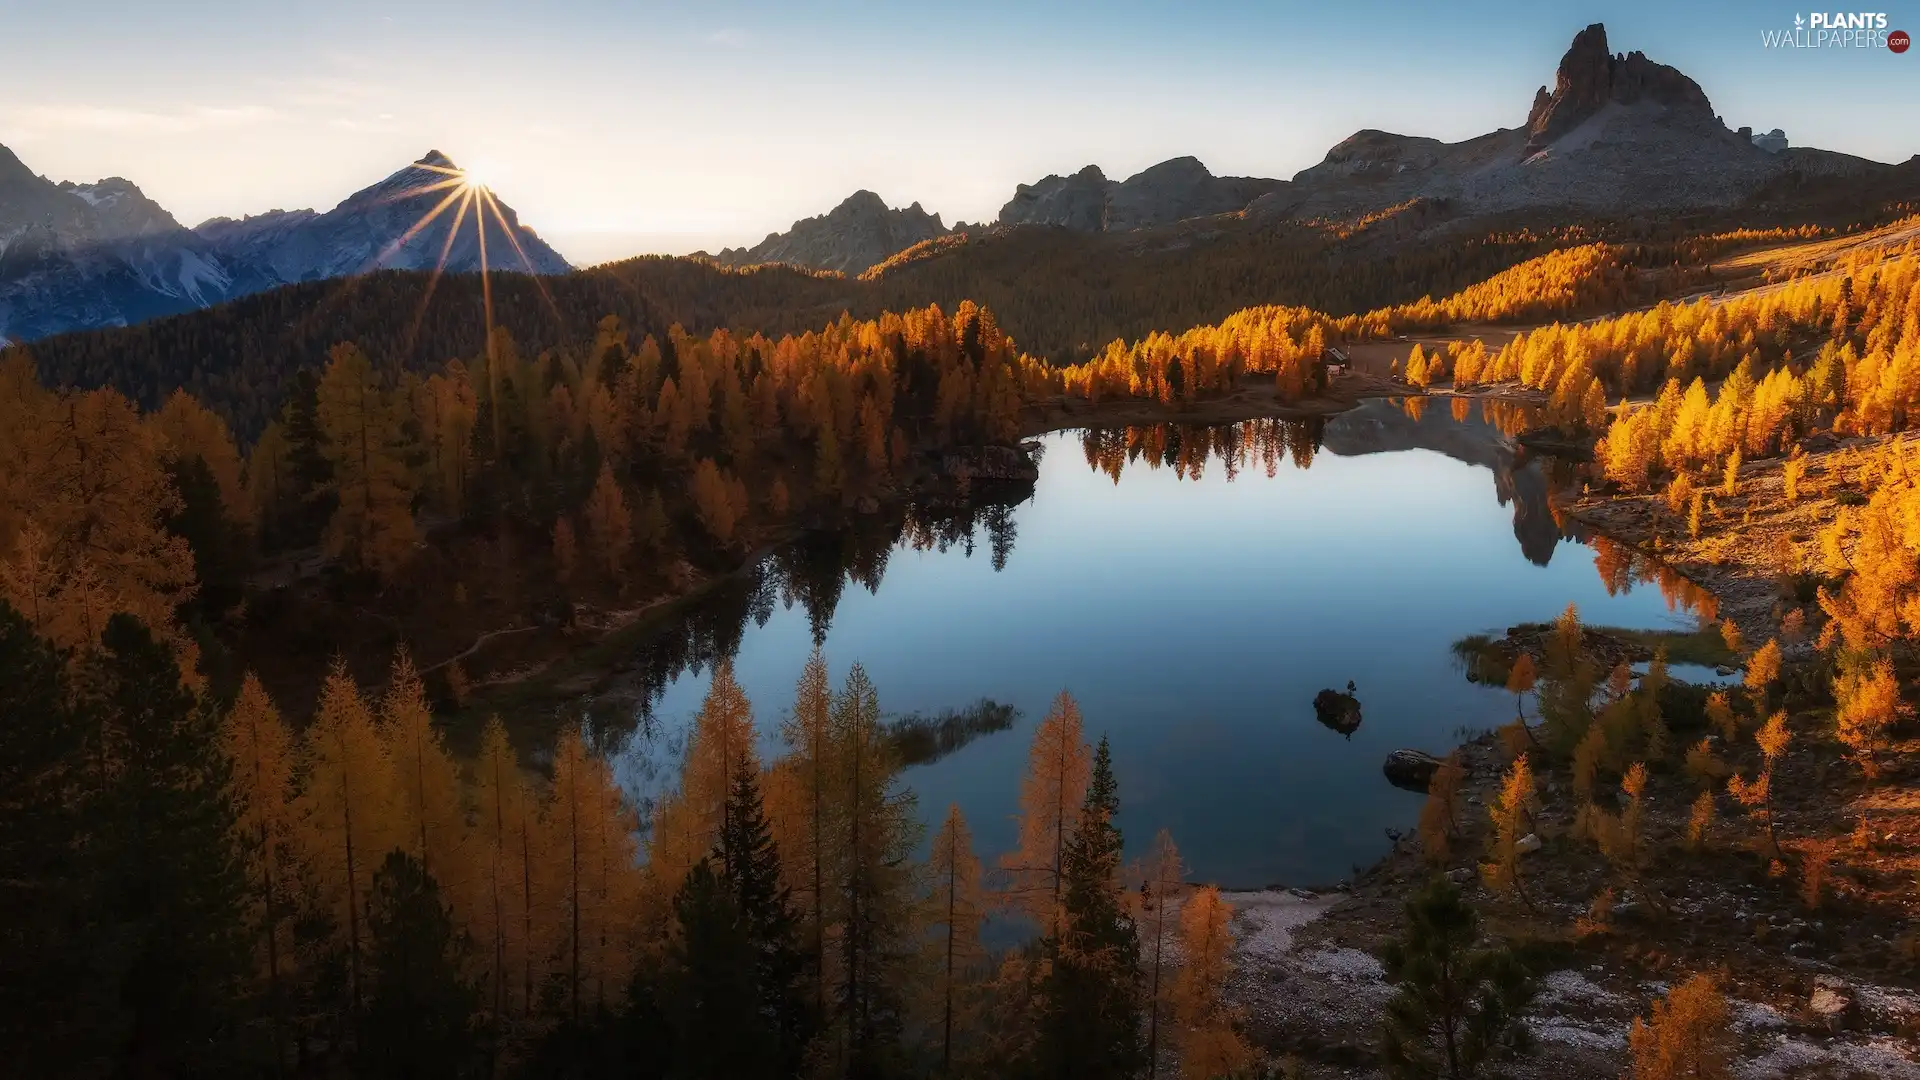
614, 401, 1701, 888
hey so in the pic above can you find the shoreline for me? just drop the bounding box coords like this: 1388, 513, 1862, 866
1219, 430, 1920, 1076
458, 378, 1412, 729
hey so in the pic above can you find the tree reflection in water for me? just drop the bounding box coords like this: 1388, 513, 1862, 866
603, 402, 1714, 746
607, 488, 1028, 736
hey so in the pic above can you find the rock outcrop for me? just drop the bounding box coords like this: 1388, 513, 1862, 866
998, 165, 1111, 231
1383, 749, 1447, 793
997, 157, 1285, 232
717, 190, 948, 275
1278, 22, 1878, 223
1312, 688, 1363, 738
1523, 23, 1713, 154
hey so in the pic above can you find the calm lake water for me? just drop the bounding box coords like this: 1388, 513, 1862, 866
609, 399, 1707, 889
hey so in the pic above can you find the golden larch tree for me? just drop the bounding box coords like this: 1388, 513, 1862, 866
0, 374, 193, 656
682, 661, 760, 849
151, 388, 250, 527
378, 649, 471, 907
773, 648, 839, 1015
471, 716, 538, 1023
1172, 886, 1251, 1080
926, 804, 986, 1074
1001, 690, 1091, 927
220, 673, 300, 1059
1134, 828, 1189, 1077
584, 461, 632, 578
539, 724, 643, 1023
1482, 753, 1537, 910
294, 657, 396, 1012
315, 343, 418, 576
1627, 973, 1734, 1080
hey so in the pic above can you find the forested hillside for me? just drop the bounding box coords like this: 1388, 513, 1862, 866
22, 194, 1915, 443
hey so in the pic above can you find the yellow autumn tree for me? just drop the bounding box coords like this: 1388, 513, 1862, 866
220, 673, 300, 1055
539, 724, 643, 1023
1482, 754, 1536, 910
1001, 690, 1092, 927
683, 661, 760, 846
471, 716, 539, 1024
378, 649, 471, 907
150, 388, 250, 527
771, 648, 839, 1015
1832, 651, 1903, 775
294, 657, 396, 1012
1173, 886, 1252, 1080
1134, 828, 1189, 1073
926, 804, 986, 1074
690, 458, 746, 548
1627, 973, 1734, 1080
315, 342, 417, 576
1729, 711, 1791, 858
584, 461, 632, 578
0, 367, 194, 656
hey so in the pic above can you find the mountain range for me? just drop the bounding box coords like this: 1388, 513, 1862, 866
3, 22, 1913, 345
0, 149, 569, 344
693, 23, 1896, 276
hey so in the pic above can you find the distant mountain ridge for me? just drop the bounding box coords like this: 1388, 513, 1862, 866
5, 22, 1912, 339
714, 190, 949, 275
996, 156, 1286, 232
731, 22, 1894, 277
0, 149, 569, 344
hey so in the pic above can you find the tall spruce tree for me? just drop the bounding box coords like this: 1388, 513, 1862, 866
1380, 877, 1533, 1080
358, 851, 482, 1080
667, 860, 774, 1080
1034, 736, 1144, 1080
717, 763, 817, 1075
834, 664, 919, 1080
88, 613, 252, 1076
0, 603, 114, 1075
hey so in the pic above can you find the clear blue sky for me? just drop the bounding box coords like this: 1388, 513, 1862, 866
2, 0, 1913, 265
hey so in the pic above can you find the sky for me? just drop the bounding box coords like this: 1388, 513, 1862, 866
2, 0, 1915, 267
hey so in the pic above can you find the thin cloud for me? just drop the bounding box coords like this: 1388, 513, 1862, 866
707, 27, 747, 47
1, 103, 275, 135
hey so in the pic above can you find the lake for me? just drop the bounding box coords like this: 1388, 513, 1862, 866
607, 398, 1709, 889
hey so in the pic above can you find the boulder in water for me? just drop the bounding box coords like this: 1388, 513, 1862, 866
1312, 688, 1363, 737
1383, 748, 1447, 792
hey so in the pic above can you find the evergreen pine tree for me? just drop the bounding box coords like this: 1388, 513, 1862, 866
0, 603, 115, 1075
88, 613, 252, 1076
717, 763, 817, 1075
1034, 736, 1144, 1080
833, 664, 919, 1080
1379, 877, 1533, 1080
667, 860, 775, 1080
358, 851, 482, 1080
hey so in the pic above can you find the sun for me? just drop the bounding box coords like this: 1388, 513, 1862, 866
456, 162, 493, 193
366, 152, 561, 368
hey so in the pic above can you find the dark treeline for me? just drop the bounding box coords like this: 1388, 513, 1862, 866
28, 194, 1916, 440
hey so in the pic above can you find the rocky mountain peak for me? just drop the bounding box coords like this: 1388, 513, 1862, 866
1000, 157, 1285, 232
0, 143, 40, 186
715, 191, 948, 275
837, 189, 889, 214
58, 177, 182, 241
1524, 23, 1715, 153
